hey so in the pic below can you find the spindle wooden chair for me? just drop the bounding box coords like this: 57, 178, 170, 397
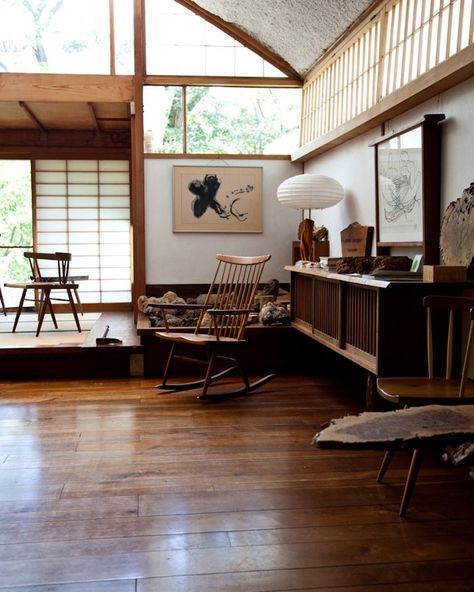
375, 295, 474, 516
151, 254, 276, 400
5, 251, 81, 337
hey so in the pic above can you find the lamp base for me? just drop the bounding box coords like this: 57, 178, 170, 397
292, 240, 329, 264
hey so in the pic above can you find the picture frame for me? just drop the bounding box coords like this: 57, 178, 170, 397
173, 166, 263, 233
370, 114, 445, 265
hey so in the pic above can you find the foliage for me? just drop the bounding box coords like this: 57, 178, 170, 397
154, 86, 300, 154
0, 161, 32, 283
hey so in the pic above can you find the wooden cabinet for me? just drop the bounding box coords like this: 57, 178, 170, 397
287, 266, 468, 404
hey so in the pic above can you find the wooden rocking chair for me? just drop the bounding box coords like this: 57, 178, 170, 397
152, 254, 276, 400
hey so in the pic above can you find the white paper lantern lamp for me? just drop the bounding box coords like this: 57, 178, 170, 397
277, 174, 344, 261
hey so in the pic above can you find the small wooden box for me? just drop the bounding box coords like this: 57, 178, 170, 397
423, 265, 467, 283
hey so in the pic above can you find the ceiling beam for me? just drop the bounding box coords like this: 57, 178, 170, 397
0, 74, 134, 102
88, 102, 101, 131
144, 75, 301, 88
19, 101, 46, 131
0, 129, 131, 150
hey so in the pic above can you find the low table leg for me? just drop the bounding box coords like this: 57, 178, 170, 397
365, 372, 376, 410
376, 449, 394, 483
399, 448, 424, 518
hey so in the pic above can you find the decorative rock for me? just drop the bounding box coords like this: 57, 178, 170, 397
258, 301, 290, 325
262, 278, 280, 298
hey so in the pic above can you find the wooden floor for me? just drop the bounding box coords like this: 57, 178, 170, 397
0, 375, 473, 591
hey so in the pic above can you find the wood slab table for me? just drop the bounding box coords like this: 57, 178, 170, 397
314, 405, 474, 517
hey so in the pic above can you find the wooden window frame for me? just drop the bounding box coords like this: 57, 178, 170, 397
296, 0, 474, 162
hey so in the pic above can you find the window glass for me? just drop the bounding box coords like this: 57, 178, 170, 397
145, 0, 286, 77
144, 86, 184, 153
187, 87, 301, 154
0, 160, 32, 307
114, 0, 134, 74
0, 0, 110, 73
144, 86, 301, 155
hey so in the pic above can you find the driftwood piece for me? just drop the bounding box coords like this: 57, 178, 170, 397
297, 218, 314, 261
440, 183, 474, 266
314, 405, 474, 449
335, 255, 412, 275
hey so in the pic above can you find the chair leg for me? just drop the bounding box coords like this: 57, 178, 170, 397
36, 290, 58, 330
376, 449, 394, 483
235, 350, 251, 391
0, 286, 6, 316
36, 289, 52, 336
66, 289, 81, 332
74, 288, 84, 315
199, 350, 217, 399
399, 448, 424, 518
11, 289, 27, 332
159, 342, 177, 388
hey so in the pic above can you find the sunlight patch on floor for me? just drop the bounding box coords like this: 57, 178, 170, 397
0, 312, 100, 347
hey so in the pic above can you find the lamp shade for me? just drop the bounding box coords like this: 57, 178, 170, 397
277, 174, 344, 210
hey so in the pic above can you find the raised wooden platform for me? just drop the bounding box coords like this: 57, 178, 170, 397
0, 312, 144, 380
136, 310, 324, 377
0, 310, 369, 385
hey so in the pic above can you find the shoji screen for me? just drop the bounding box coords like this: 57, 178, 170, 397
35, 159, 131, 304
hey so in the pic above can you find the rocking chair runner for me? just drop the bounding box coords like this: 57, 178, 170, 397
152, 254, 276, 400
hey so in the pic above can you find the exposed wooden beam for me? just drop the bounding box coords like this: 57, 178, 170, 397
144, 75, 302, 88
87, 102, 101, 131
175, 0, 302, 82
293, 43, 474, 162
0, 129, 131, 151
19, 101, 46, 132
0, 74, 134, 102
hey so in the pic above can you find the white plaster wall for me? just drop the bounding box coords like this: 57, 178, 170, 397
145, 158, 302, 284
304, 127, 382, 256
304, 76, 474, 256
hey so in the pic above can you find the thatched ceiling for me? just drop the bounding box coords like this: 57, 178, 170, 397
191, 0, 375, 76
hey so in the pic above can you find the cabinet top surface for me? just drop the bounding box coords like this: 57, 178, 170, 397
284, 265, 428, 288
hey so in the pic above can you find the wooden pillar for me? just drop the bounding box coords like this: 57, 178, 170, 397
130, 0, 146, 318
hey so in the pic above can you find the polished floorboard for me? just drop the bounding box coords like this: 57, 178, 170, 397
0, 375, 473, 591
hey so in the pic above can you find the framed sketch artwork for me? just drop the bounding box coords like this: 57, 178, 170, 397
376, 125, 423, 243
173, 166, 262, 232
371, 114, 445, 265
